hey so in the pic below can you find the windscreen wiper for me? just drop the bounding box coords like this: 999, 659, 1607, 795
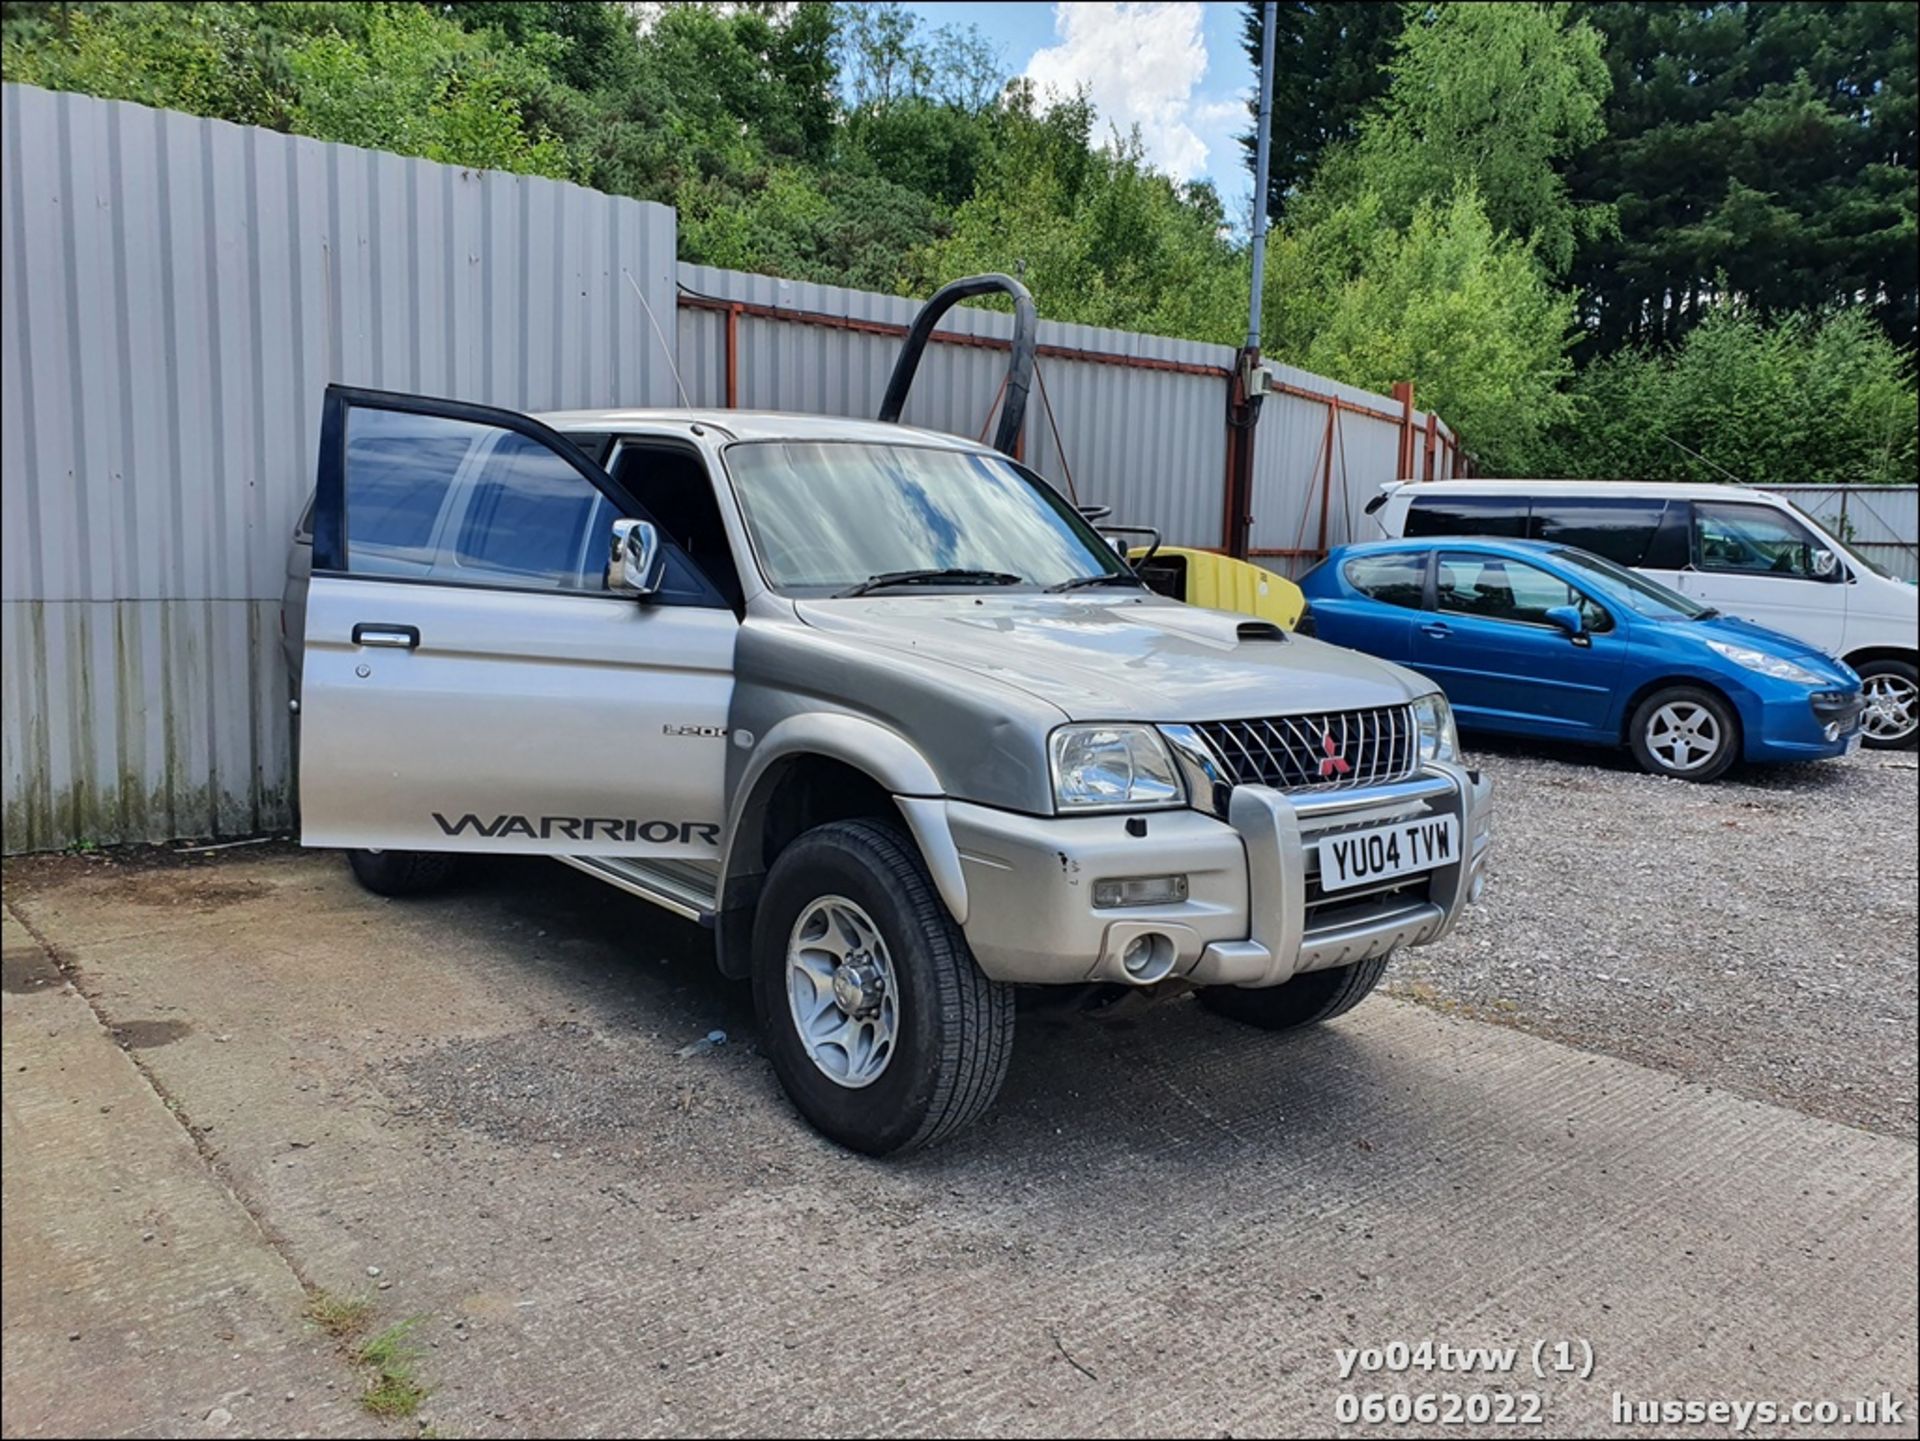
1692, 607, 1722, 620
835, 568, 1025, 598
1044, 572, 1147, 593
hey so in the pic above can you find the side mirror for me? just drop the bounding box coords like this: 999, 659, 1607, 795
608, 518, 666, 597
1812, 548, 1839, 579
1111, 535, 1131, 561
1544, 604, 1586, 640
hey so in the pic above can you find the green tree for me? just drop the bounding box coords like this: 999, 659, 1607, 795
1240, 1, 1405, 223
287, 4, 574, 177
1342, 2, 1614, 274
1267, 186, 1581, 472
1542, 305, 1917, 486
1567, 2, 1918, 352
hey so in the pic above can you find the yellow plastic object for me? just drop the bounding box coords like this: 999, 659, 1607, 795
1130, 546, 1306, 629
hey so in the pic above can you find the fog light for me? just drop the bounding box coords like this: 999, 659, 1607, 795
1093, 874, 1188, 908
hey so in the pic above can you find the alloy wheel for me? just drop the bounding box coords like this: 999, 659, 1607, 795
1646, 701, 1723, 773
785, 895, 900, 1089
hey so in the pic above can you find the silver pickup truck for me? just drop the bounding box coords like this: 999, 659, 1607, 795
284, 368, 1491, 1154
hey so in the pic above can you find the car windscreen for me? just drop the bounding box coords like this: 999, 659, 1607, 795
722, 441, 1128, 593
1550, 547, 1712, 620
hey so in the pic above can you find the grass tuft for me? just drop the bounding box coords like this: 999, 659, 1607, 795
355, 1319, 428, 1418
306, 1290, 372, 1339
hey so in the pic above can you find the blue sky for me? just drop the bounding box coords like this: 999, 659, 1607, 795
899, 2, 1255, 214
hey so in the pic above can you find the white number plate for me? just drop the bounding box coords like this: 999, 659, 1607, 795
1317, 815, 1458, 893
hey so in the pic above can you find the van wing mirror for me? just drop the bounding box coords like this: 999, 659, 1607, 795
1812, 548, 1839, 579
608, 518, 666, 597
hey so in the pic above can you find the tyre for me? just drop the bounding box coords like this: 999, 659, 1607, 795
1855, 658, 1919, 750
345, 848, 458, 897
1197, 954, 1390, 1030
751, 819, 1014, 1156
1627, 685, 1738, 782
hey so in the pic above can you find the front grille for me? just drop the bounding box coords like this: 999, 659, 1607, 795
1195, 705, 1419, 793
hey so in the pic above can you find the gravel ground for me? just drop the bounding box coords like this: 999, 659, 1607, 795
1396, 738, 1919, 1138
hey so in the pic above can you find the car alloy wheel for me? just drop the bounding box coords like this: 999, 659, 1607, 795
1861, 671, 1918, 745
1645, 700, 1723, 774
785, 895, 900, 1089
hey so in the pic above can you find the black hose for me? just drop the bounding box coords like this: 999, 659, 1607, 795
878, 274, 1037, 458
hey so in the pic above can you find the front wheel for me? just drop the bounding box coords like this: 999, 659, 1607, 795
751, 819, 1014, 1156
1628, 686, 1738, 782
1856, 659, 1919, 750
346, 848, 457, 897
1198, 954, 1390, 1030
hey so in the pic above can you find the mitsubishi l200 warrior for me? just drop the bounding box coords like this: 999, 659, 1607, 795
284, 384, 1493, 1154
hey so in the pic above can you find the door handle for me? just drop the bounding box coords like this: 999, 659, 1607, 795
351, 623, 420, 650
1420, 621, 1452, 638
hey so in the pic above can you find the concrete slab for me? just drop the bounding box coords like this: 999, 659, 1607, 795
3, 850, 1915, 1438
0, 908, 371, 1438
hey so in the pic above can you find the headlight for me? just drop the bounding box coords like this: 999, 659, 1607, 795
1048, 725, 1184, 811
1705, 639, 1823, 685
1411, 692, 1458, 764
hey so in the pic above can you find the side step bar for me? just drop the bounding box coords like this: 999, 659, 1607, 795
554, 855, 719, 926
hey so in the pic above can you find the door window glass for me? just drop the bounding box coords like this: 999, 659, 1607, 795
344, 409, 611, 591
1343, 552, 1427, 608
1405, 494, 1530, 539
343, 409, 476, 575
1529, 498, 1668, 566
449, 432, 612, 589
1437, 552, 1608, 630
1693, 502, 1825, 577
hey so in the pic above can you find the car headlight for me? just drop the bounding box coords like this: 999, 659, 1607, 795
1048, 725, 1184, 811
1412, 692, 1458, 764
1704, 639, 1823, 685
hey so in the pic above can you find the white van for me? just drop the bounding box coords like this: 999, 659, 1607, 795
1370, 480, 1918, 748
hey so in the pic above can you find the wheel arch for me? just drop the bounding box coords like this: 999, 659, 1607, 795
1841, 645, 1918, 674
715, 717, 967, 978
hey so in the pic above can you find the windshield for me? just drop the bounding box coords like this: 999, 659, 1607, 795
1550, 547, 1713, 620
723, 441, 1128, 593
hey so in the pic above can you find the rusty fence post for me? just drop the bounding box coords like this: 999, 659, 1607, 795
1392, 381, 1415, 479
724, 303, 742, 408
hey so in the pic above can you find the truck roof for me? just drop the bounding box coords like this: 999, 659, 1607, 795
536, 409, 986, 451
1386, 478, 1776, 504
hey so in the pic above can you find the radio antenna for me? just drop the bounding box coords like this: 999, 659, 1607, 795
623, 268, 692, 408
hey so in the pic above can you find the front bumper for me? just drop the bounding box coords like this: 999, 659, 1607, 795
1738, 684, 1866, 762
944, 762, 1493, 988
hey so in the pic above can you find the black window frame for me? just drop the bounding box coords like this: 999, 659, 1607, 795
312, 384, 729, 609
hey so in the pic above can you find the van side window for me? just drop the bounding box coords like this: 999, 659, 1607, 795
1405, 494, 1530, 539
1692, 501, 1825, 578
1344, 552, 1427, 608
1528, 498, 1669, 566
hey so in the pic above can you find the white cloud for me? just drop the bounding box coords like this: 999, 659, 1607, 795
1022, 2, 1223, 182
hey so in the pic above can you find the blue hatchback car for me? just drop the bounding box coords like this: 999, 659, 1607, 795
1298, 539, 1865, 781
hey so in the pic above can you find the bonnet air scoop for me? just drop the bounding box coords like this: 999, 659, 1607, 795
1236, 621, 1289, 643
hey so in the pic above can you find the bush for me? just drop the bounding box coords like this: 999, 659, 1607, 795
1540, 307, 1918, 486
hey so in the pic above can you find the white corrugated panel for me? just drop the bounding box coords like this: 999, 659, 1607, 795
1, 84, 677, 850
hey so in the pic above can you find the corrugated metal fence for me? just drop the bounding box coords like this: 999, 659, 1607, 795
3, 83, 1458, 851
674, 264, 1457, 559
1762, 486, 1920, 582
1, 83, 678, 851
